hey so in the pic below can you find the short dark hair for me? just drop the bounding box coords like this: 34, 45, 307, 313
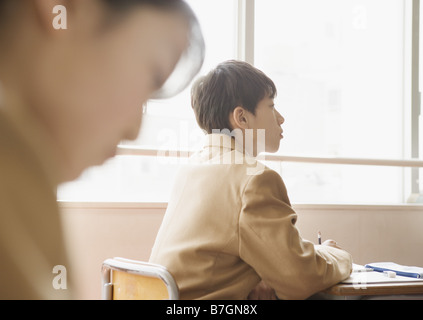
191, 60, 277, 133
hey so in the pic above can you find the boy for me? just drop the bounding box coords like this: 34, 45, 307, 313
149, 60, 352, 300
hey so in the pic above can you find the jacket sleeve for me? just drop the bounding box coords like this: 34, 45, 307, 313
238, 168, 352, 300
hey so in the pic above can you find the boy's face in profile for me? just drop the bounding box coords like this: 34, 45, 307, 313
247, 95, 285, 154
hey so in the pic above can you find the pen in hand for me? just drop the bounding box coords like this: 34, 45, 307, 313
318, 233, 342, 250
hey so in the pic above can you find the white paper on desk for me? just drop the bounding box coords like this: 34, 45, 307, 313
342, 270, 423, 284
365, 262, 423, 278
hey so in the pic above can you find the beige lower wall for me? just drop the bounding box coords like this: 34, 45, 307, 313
294, 204, 423, 267
59, 202, 423, 300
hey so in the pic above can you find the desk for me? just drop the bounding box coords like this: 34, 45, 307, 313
324, 280, 423, 297
323, 270, 423, 299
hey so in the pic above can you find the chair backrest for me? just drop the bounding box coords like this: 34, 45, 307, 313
101, 257, 179, 300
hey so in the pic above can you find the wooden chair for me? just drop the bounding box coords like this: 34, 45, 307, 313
101, 257, 179, 300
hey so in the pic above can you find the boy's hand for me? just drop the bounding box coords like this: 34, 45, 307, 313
247, 280, 277, 300
322, 239, 343, 250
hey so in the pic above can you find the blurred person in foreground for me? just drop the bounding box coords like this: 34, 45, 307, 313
0, 0, 204, 299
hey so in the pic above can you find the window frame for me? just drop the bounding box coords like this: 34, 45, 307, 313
116, 0, 423, 201
59, 0, 423, 205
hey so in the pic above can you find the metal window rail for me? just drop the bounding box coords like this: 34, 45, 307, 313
411, 0, 421, 191
116, 146, 423, 168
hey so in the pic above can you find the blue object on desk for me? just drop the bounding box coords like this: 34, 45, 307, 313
365, 262, 423, 279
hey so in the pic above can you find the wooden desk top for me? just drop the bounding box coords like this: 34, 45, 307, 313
324, 279, 423, 296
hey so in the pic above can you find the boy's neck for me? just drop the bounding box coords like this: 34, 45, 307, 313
209, 130, 263, 157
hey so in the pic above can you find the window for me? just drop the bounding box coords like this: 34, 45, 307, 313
256, 0, 405, 159
255, 0, 408, 204
58, 0, 423, 205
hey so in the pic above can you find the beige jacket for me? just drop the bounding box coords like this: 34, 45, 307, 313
0, 98, 71, 299
150, 133, 352, 300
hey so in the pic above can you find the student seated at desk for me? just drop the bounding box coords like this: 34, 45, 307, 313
149, 60, 352, 300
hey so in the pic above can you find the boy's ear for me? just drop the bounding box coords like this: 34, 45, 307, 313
230, 106, 249, 130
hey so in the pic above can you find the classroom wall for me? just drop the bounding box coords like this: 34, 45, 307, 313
59, 202, 423, 300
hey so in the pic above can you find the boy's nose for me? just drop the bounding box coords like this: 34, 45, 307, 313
277, 112, 285, 125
